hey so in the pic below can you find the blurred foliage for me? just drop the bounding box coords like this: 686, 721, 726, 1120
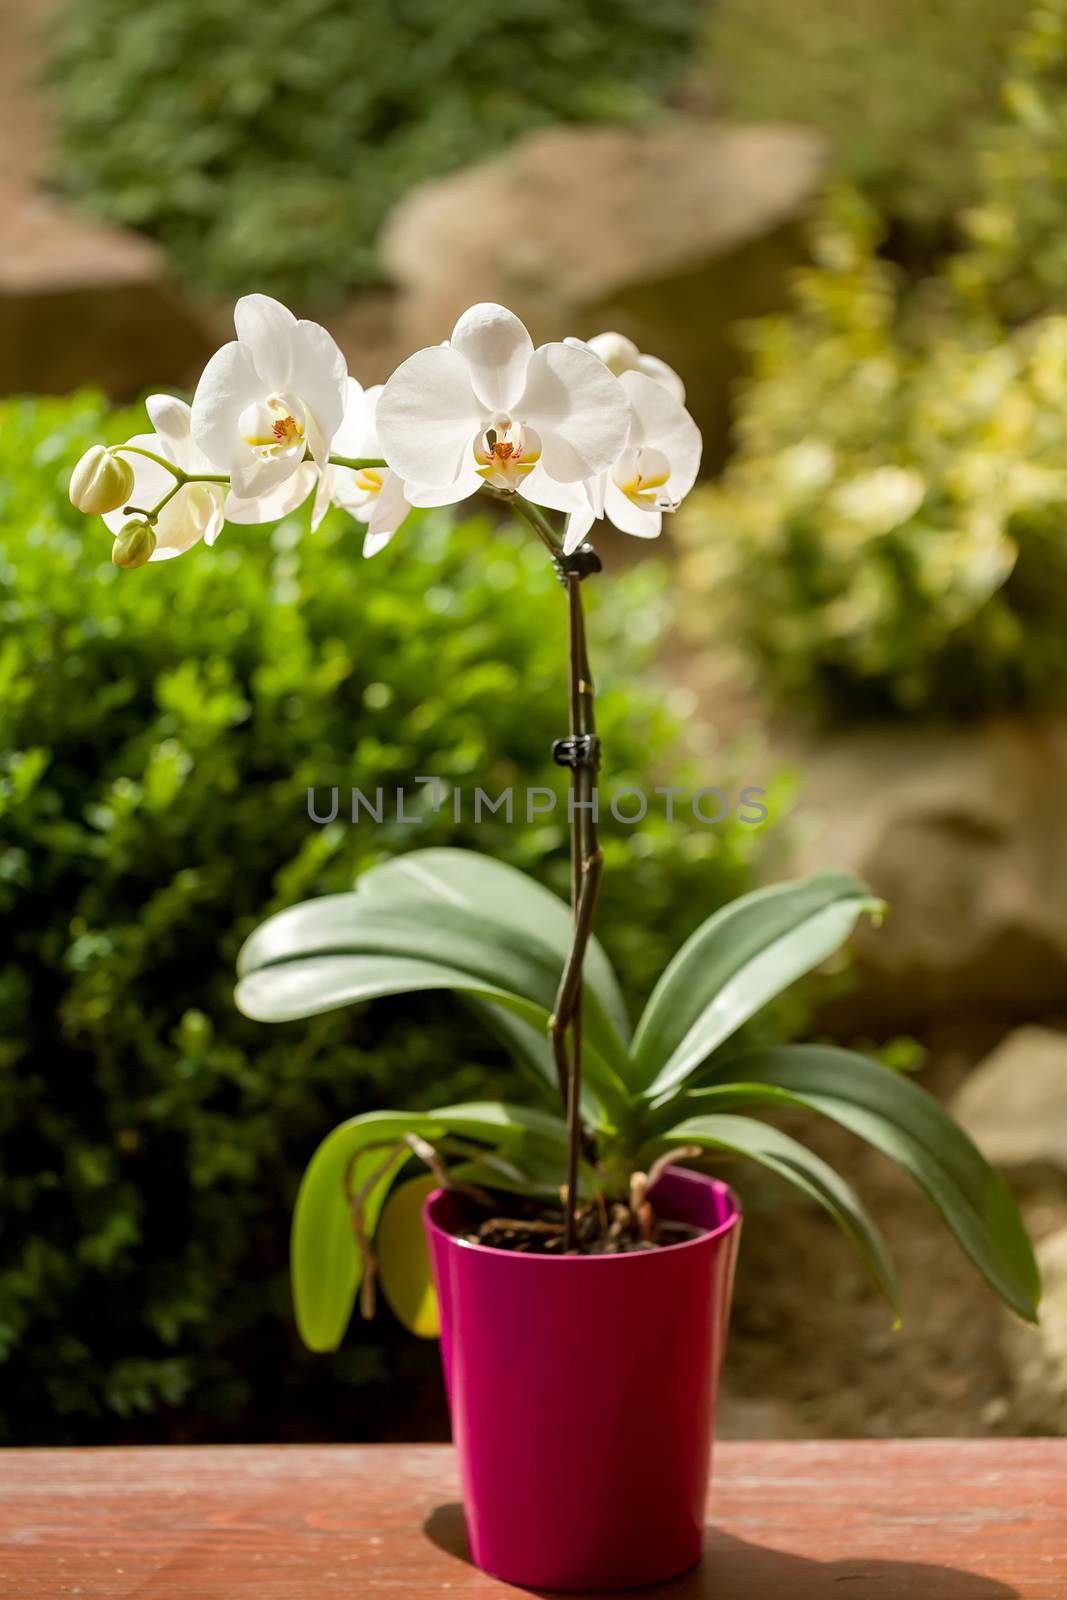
680, 1, 1067, 722
51, 0, 702, 302
709, 0, 1024, 232
953, 1, 1067, 323
0, 392, 780, 1442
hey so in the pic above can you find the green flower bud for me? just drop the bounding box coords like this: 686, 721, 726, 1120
69, 446, 136, 516
112, 518, 157, 570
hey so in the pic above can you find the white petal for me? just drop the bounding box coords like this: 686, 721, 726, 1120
520, 464, 592, 515
229, 451, 306, 501
403, 464, 484, 507
311, 468, 334, 531
563, 509, 597, 556
622, 371, 702, 500
202, 486, 226, 546
518, 343, 630, 482
331, 377, 376, 459
367, 472, 412, 539
102, 433, 173, 534
225, 464, 318, 524
151, 482, 221, 559
587, 331, 640, 369
604, 478, 663, 539
586, 331, 686, 402
363, 526, 397, 558
291, 319, 348, 462
191, 342, 263, 470
638, 353, 686, 402
450, 303, 534, 413
377, 346, 485, 487
234, 294, 297, 390
145, 394, 192, 447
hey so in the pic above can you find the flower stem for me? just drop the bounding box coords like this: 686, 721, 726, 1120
495, 491, 565, 558
325, 454, 386, 472
111, 444, 185, 477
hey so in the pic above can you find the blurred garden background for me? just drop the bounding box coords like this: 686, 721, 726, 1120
3, 0, 1067, 1447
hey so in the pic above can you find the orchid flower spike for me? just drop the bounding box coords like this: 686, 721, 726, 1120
105, 396, 225, 562
191, 294, 348, 501
375, 303, 630, 515
562, 370, 702, 556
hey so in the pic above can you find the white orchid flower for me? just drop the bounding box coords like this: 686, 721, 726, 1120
562, 371, 702, 556
375, 303, 630, 511
225, 377, 413, 558
191, 293, 348, 501
566, 332, 685, 403
104, 396, 225, 562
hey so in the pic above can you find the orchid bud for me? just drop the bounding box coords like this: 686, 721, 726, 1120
112, 518, 157, 570
69, 446, 135, 516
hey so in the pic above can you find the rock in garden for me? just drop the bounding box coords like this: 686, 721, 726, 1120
381, 120, 827, 463
787, 714, 1067, 1032
950, 1028, 1067, 1176
1000, 1226, 1067, 1433
0, 181, 214, 397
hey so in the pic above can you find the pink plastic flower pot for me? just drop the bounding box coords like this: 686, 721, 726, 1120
423, 1167, 742, 1591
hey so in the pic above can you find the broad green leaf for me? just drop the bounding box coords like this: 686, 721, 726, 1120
291, 1101, 564, 1352
359, 849, 631, 1045
642, 1112, 899, 1313
670, 1046, 1041, 1322
377, 1175, 440, 1339
236, 891, 628, 1074
235, 952, 628, 1118
633, 870, 882, 1098
291, 1110, 442, 1353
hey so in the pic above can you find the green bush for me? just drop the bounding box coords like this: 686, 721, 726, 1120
953, 1, 1067, 323
708, 0, 1024, 232
51, 0, 703, 303
0, 392, 778, 1443
680, 2, 1067, 724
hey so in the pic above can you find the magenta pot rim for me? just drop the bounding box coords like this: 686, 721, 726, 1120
423, 1167, 741, 1265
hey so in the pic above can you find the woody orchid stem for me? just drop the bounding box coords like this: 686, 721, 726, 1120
500, 493, 604, 1250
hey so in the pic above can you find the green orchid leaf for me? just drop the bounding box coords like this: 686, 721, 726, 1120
359, 848, 631, 1045
235, 949, 628, 1120
291, 1101, 564, 1352
236, 889, 629, 1076
670, 1046, 1040, 1322
291, 1110, 441, 1354
377, 1174, 441, 1339
642, 1111, 900, 1313
633, 870, 882, 1098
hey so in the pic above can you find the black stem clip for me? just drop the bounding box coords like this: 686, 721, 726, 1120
552, 542, 603, 585
552, 734, 601, 771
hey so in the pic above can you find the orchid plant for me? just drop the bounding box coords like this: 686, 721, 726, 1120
70, 296, 1041, 1349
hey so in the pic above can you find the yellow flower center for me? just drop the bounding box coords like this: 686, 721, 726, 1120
239, 393, 308, 455
614, 446, 675, 512
474, 418, 541, 491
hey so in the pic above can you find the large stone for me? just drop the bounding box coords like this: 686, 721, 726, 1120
381, 121, 827, 463
1001, 1226, 1067, 1433
786, 714, 1067, 1031
0, 182, 214, 398
950, 1028, 1067, 1176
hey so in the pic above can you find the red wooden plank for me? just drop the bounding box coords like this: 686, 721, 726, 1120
0, 1440, 1063, 1598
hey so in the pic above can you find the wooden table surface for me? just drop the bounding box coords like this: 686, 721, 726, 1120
0, 1440, 1063, 1598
